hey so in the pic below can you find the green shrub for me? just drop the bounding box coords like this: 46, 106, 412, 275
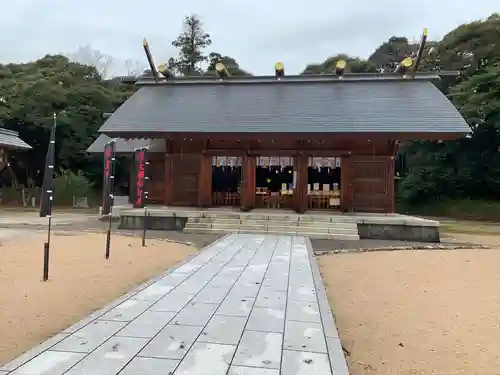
397, 198, 500, 221
53, 170, 93, 205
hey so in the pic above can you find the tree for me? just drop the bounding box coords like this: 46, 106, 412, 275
68, 45, 116, 79
368, 37, 418, 71
206, 52, 252, 76
0, 55, 135, 187
397, 14, 500, 204
167, 15, 212, 76
302, 54, 377, 74
123, 59, 146, 77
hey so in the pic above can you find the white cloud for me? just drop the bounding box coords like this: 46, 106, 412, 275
0, 0, 498, 75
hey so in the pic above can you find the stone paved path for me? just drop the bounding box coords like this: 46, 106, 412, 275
1, 234, 349, 375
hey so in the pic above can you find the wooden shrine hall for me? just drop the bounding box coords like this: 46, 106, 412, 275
87, 37, 470, 213
0, 127, 32, 189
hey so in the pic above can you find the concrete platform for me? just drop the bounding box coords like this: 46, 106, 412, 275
118, 206, 441, 242
0, 234, 348, 375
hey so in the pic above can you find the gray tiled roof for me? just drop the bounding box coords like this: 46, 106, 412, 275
98, 78, 470, 134
0, 128, 31, 149
86, 134, 165, 153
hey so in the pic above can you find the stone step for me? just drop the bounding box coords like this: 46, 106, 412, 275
185, 222, 358, 234
190, 216, 357, 224
183, 226, 360, 240
186, 220, 357, 228
189, 217, 357, 227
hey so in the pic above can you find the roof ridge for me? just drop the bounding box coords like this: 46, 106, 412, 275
136, 71, 458, 86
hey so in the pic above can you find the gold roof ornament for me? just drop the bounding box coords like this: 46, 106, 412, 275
215, 62, 230, 78
395, 57, 414, 77
335, 60, 346, 78
275, 62, 285, 77
158, 64, 174, 79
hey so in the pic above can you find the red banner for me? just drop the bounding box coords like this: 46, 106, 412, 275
133, 148, 147, 208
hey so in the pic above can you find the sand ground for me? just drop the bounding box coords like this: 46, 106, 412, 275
318, 232, 500, 375
0, 231, 197, 364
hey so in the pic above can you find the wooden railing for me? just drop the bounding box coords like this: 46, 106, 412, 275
212, 192, 241, 206
255, 192, 294, 209
307, 192, 341, 209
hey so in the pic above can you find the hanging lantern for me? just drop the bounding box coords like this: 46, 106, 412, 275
263, 157, 269, 169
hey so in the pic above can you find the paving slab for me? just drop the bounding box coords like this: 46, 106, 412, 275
174, 342, 236, 375
199, 315, 247, 345
2, 234, 348, 375
139, 324, 202, 359
246, 307, 285, 333
227, 366, 279, 375
232, 331, 282, 369
115, 310, 176, 338
8, 351, 86, 375
64, 337, 148, 375
119, 357, 179, 375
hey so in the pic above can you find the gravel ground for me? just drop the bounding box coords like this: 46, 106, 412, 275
0, 218, 222, 250
310, 238, 479, 253
317, 232, 500, 375
0, 231, 197, 365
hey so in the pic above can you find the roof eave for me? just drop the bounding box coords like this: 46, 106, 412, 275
101, 130, 470, 141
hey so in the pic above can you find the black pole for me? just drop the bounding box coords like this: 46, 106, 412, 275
43, 242, 50, 281
142, 207, 148, 247
47, 214, 52, 248
105, 213, 112, 259
43, 215, 52, 282
104, 141, 116, 260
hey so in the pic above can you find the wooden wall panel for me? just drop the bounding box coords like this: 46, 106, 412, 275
350, 156, 392, 212
171, 153, 200, 206
148, 155, 165, 203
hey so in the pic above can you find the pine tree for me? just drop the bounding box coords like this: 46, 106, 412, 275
167, 15, 212, 76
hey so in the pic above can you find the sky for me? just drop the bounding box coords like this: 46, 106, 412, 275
0, 0, 498, 76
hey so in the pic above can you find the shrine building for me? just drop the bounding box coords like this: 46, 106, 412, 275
87, 68, 469, 214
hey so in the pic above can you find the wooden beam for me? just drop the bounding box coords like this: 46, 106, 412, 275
115, 131, 467, 142
412, 28, 428, 76
143, 39, 159, 82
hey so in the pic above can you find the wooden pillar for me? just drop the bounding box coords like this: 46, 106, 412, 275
198, 153, 212, 207
164, 139, 173, 205
293, 153, 308, 214
387, 141, 398, 213
340, 155, 351, 212
241, 154, 256, 211
128, 156, 134, 204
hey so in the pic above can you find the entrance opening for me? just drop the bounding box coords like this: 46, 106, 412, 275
307, 157, 341, 209
211, 156, 242, 206
255, 156, 294, 209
